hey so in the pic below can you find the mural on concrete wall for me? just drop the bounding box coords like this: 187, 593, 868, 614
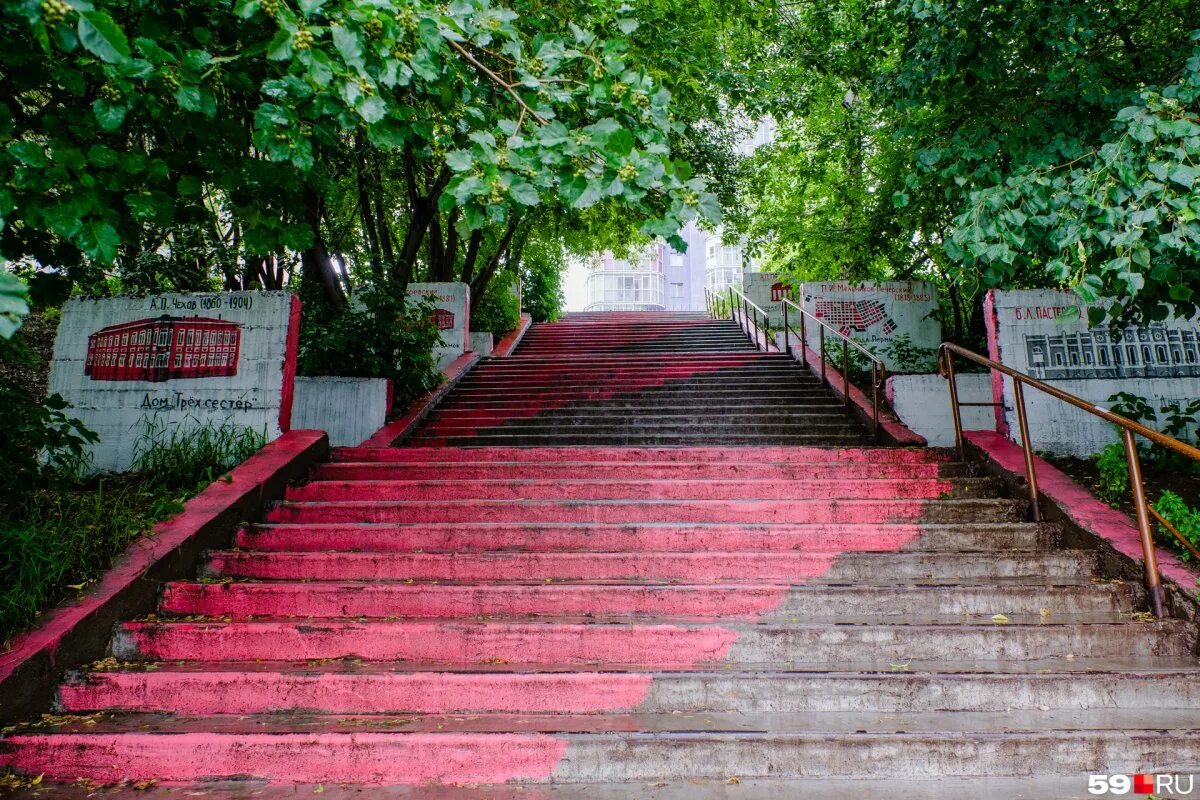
49, 291, 300, 473
406, 282, 470, 369
799, 281, 941, 371
742, 272, 796, 328
985, 289, 1200, 456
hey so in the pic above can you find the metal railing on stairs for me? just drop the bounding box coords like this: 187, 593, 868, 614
940, 342, 1200, 619
703, 287, 886, 437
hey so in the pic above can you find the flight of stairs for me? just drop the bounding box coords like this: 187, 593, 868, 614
2, 311, 1198, 797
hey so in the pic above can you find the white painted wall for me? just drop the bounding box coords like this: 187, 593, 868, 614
49, 292, 298, 473
743, 272, 796, 328
887, 373, 994, 447
799, 281, 941, 371
407, 282, 469, 369
292, 376, 391, 447
986, 289, 1200, 457
469, 332, 494, 356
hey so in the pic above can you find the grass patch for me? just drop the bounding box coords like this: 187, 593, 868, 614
0, 420, 265, 648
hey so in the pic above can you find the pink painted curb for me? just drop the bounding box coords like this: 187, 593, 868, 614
360, 351, 483, 448
784, 340, 927, 447
492, 313, 533, 357
966, 430, 1199, 592
0, 429, 329, 722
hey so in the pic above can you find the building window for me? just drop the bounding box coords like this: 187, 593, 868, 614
671, 283, 684, 298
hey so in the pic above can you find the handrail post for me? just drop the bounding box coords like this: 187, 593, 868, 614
943, 347, 965, 460
782, 301, 789, 355
799, 311, 807, 368
872, 363, 881, 439
842, 342, 850, 408
1124, 428, 1166, 618
818, 326, 826, 385
1011, 380, 1042, 523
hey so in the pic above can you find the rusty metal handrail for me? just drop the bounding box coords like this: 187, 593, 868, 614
940, 341, 1200, 618
780, 297, 885, 437
724, 286, 772, 353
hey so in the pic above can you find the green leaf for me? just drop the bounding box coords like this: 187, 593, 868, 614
331, 24, 363, 69
445, 150, 474, 172
77, 10, 130, 63
572, 180, 603, 209
1168, 164, 1198, 189
75, 219, 121, 264
509, 182, 540, 206
0, 272, 30, 339
297, 0, 326, 14
891, 191, 909, 208
356, 96, 386, 124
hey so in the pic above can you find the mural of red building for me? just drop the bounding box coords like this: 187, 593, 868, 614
432, 308, 455, 331
85, 316, 242, 382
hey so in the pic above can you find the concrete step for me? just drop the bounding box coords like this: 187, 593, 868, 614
234, 521, 1048, 552
60, 666, 1198, 716
110, 619, 1193, 664
420, 414, 860, 432
427, 401, 850, 416
310, 459, 968, 481
161, 581, 1131, 620
407, 434, 880, 447
331, 446, 950, 464
411, 422, 865, 438
264, 498, 1025, 525
199, 550, 1094, 583
284, 478, 997, 502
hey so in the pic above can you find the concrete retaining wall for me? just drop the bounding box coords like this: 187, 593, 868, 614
886, 373, 994, 447
292, 377, 392, 447
470, 332, 494, 357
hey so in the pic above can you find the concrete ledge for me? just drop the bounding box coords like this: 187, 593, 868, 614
359, 351, 483, 447
966, 430, 1200, 618
783, 341, 927, 447
0, 429, 329, 722
492, 313, 532, 358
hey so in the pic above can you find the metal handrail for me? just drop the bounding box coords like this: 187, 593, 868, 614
780, 297, 885, 437
702, 287, 886, 437
940, 341, 1200, 618
719, 286, 773, 353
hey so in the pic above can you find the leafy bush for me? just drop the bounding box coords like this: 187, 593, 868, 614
299, 288, 441, 412
1108, 391, 1157, 426
470, 270, 521, 337
1093, 441, 1130, 505
1154, 491, 1200, 563
882, 333, 938, 374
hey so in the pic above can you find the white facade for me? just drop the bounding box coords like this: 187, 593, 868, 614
584, 246, 666, 312
986, 289, 1200, 457
48, 291, 299, 473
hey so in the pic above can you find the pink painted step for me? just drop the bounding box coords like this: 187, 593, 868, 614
284, 478, 962, 502
161, 582, 791, 620
332, 446, 950, 464
234, 521, 933, 553
114, 620, 741, 665
202, 550, 846, 581
312, 461, 951, 481
264, 498, 1014, 525
60, 669, 655, 715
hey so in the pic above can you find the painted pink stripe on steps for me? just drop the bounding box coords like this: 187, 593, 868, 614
60, 671, 655, 715
116, 621, 742, 665
0, 732, 567, 785
265, 499, 931, 525
313, 462, 946, 481
235, 522, 928, 553
284, 478, 956, 502
333, 446, 946, 463
161, 583, 791, 620
204, 551, 840, 582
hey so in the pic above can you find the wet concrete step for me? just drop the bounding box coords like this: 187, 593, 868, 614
59, 666, 1197, 716
234, 520, 1049, 552
161, 581, 1131, 620
428, 401, 850, 416
199, 549, 1094, 582
284, 478, 998, 502
420, 414, 860, 432
109, 618, 1193, 664
410, 435, 880, 447
263, 497, 1025, 525
310, 459, 967, 481
412, 421, 865, 438
332, 446, 951, 464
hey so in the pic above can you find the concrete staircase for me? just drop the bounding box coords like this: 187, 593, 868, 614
3, 311, 1198, 797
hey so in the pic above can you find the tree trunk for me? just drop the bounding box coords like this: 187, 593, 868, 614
303, 188, 348, 312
